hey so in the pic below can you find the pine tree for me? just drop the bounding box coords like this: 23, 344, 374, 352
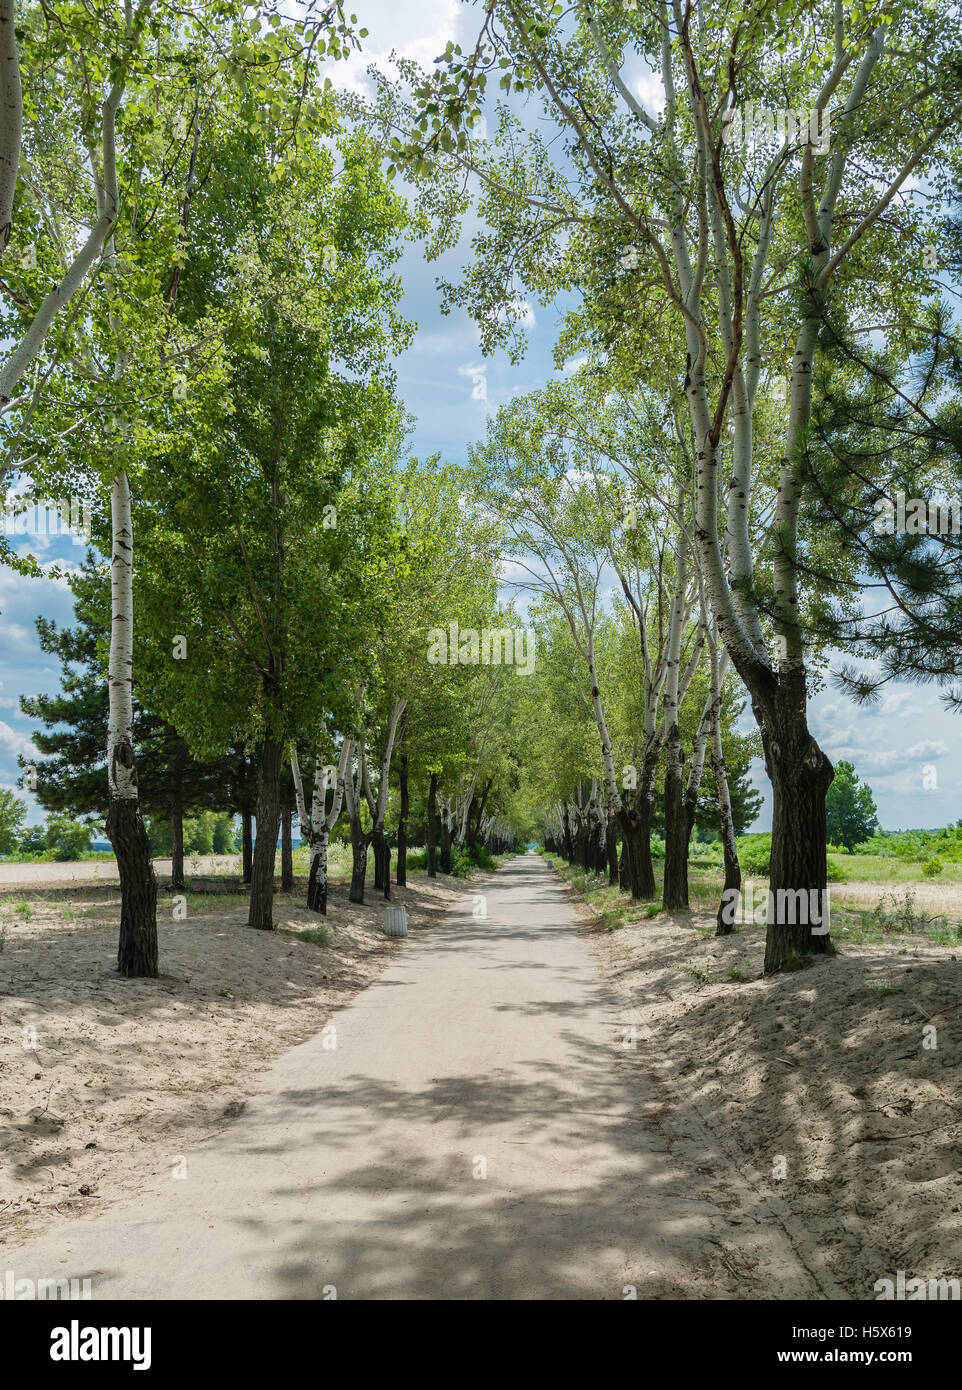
19, 556, 244, 887
825, 761, 878, 853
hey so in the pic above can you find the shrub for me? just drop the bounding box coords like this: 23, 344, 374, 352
449, 848, 473, 878
0, 788, 27, 856
737, 832, 772, 876
18, 825, 47, 856
43, 815, 93, 861
870, 889, 927, 934
922, 857, 944, 877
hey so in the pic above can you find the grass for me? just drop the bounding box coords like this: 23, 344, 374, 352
545, 847, 962, 952
833, 853, 962, 884
290, 926, 330, 947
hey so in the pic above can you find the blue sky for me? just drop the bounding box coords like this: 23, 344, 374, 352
1, 0, 959, 832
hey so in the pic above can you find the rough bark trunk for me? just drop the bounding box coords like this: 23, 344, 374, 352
397, 753, 409, 886
426, 772, 438, 878
606, 811, 619, 886
561, 801, 574, 862
107, 472, 157, 979
440, 817, 452, 874
349, 811, 371, 904
662, 722, 689, 910
110, 796, 158, 978
618, 805, 655, 900
373, 826, 391, 900
170, 793, 184, 892
712, 695, 742, 938
716, 820, 742, 937
281, 799, 293, 892
762, 677, 835, 971
248, 737, 282, 931
241, 811, 253, 885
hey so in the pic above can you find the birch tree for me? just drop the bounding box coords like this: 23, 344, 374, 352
473, 388, 704, 902
396, 0, 961, 969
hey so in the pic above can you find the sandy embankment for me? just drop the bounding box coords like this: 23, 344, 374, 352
585, 897, 962, 1300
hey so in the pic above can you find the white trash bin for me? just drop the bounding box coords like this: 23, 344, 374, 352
383, 904, 408, 937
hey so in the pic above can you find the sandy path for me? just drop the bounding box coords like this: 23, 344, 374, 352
1, 854, 818, 1300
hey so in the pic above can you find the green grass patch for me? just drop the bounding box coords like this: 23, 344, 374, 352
291, 926, 330, 947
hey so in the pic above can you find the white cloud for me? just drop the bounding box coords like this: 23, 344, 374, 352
507, 299, 536, 328
457, 362, 488, 402
330, 0, 464, 98
0, 721, 34, 759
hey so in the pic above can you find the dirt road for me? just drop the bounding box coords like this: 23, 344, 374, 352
1, 854, 820, 1299
0, 855, 237, 889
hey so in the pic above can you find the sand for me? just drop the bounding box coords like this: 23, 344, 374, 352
586, 893, 962, 1300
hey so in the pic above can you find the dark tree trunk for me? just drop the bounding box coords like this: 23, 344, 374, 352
440, 809, 452, 874
711, 744, 741, 937
426, 773, 438, 878
248, 738, 282, 931
109, 794, 159, 978
349, 812, 371, 904
467, 779, 491, 851
619, 803, 656, 900
397, 754, 409, 887
662, 724, 689, 910
761, 677, 835, 971
465, 793, 478, 850
593, 812, 607, 873
241, 811, 253, 885
716, 827, 742, 937
281, 799, 294, 892
606, 813, 619, 886
561, 801, 574, 861
574, 813, 588, 870
170, 792, 184, 892
373, 826, 391, 900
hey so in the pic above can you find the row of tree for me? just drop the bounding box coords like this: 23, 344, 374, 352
3, 0, 960, 981
2, 2, 533, 975
382, 0, 962, 971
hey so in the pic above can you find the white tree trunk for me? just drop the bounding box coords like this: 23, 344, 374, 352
0, 0, 22, 252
